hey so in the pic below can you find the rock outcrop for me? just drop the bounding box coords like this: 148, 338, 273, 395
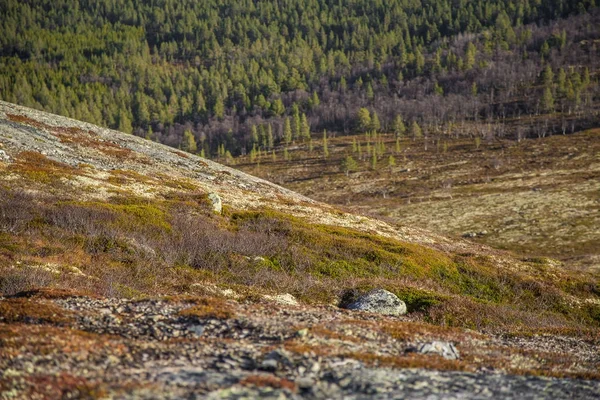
346, 289, 407, 316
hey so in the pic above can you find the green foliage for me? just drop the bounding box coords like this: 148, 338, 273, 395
357, 108, 371, 132
181, 130, 197, 153
410, 121, 422, 139
341, 155, 358, 175
283, 118, 292, 145
0, 0, 594, 156
542, 87, 555, 112
392, 115, 405, 137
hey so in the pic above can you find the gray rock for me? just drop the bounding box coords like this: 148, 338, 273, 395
0, 149, 9, 161
208, 192, 222, 214
346, 289, 407, 316
417, 341, 460, 360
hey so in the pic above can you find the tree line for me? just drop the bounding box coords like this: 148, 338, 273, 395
0, 0, 598, 157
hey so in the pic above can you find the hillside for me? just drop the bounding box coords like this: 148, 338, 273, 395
236, 128, 600, 271
1, 101, 600, 398
1, 1, 598, 156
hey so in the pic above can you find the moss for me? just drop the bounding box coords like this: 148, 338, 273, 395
8, 151, 76, 184
393, 287, 445, 313
66, 199, 171, 232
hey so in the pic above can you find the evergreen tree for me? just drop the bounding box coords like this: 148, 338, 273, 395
118, 110, 133, 134
283, 118, 292, 145
357, 108, 371, 132
267, 124, 274, 149
393, 115, 406, 137
181, 130, 197, 153
410, 121, 422, 139
300, 113, 310, 140
271, 98, 285, 116
465, 42, 477, 69
388, 155, 396, 167
341, 155, 358, 176
371, 111, 381, 132
541, 87, 555, 112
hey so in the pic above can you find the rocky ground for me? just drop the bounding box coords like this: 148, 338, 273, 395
2, 289, 600, 399
1, 101, 600, 398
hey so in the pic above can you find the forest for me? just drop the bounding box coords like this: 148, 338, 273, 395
0, 0, 598, 157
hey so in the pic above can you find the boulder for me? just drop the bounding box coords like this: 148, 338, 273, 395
346, 289, 407, 316
0, 149, 9, 162
417, 341, 460, 360
207, 192, 222, 214
262, 293, 299, 306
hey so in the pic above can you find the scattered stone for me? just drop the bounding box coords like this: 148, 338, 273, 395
417, 341, 460, 360
295, 328, 309, 338
0, 149, 9, 161
260, 358, 279, 371
208, 192, 222, 214
263, 293, 299, 306
345, 289, 407, 316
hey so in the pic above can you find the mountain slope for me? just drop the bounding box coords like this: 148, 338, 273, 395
1, 101, 600, 398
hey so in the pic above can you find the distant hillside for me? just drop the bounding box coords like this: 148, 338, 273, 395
234, 127, 600, 271
0, 1, 598, 156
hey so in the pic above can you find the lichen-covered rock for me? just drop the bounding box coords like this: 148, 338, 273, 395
346, 289, 407, 316
262, 293, 298, 306
208, 192, 222, 214
417, 341, 460, 360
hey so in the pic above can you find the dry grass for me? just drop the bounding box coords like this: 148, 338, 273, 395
238, 129, 600, 270
0, 298, 73, 325
178, 296, 235, 320
239, 375, 297, 392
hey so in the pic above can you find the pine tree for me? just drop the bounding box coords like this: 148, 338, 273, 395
542, 65, 554, 87
213, 97, 225, 119
300, 113, 310, 141
464, 42, 477, 70
271, 98, 285, 116
251, 125, 259, 146
352, 138, 358, 153
541, 87, 555, 112
292, 104, 301, 140
267, 123, 274, 149
310, 91, 320, 108
322, 130, 329, 158
393, 115, 406, 137
366, 82, 374, 100
357, 108, 371, 132
410, 121, 422, 139
283, 117, 292, 144
341, 155, 358, 176
371, 111, 381, 132
118, 110, 133, 134
388, 155, 396, 167
181, 130, 197, 153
